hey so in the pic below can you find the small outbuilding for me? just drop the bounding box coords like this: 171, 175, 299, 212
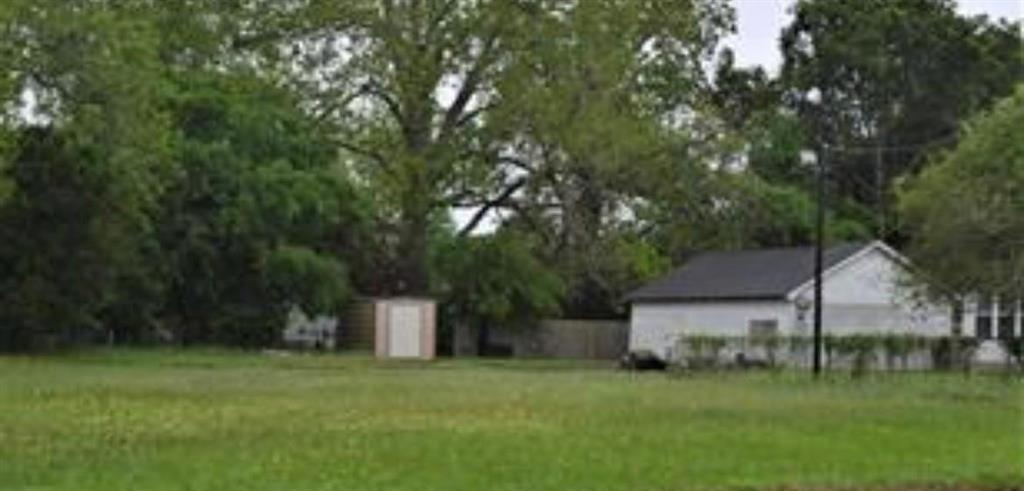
285, 297, 437, 359
372, 298, 437, 360
624, 241, 951, 363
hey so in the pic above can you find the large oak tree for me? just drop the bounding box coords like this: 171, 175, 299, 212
252, 0, 732, 297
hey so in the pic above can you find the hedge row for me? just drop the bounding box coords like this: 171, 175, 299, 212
674, 333, 1023, 375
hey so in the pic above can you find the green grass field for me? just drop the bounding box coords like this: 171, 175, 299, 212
0, 349, 1021, 491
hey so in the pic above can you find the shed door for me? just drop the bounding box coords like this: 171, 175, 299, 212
388, 304, 422, 358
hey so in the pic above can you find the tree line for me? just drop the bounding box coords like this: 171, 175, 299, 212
0, 0, 1020, 351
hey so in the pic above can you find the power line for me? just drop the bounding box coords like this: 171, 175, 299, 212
820, 133, 958, 155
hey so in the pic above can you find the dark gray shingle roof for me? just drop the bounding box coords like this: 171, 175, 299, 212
626, 242, 868, 302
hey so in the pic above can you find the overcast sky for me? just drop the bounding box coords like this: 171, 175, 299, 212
726, 0, 1023, 73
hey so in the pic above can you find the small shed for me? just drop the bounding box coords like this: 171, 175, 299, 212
372, 298, 437, 360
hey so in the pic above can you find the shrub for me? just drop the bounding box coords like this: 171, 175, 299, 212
750, 334, 782, 367
882, 334, 925, 371
678, 334, 729, 369
997, 336, 1023, 373
831, 335, 880, 377
930, 337, 980, 371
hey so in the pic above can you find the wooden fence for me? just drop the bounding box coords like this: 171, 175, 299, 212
453, 319, 628, 359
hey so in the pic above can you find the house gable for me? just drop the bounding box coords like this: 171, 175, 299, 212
786, 241, 914, 305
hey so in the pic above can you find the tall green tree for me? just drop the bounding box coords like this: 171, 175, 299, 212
0, 2, 18, 204
459, 0, 731, 316
156, 72, 365, 346
781, 0, 1023, 240
0, 2, 366, 350
899, 85, 1024, 300
0, 2, 171, 350
711, 51, 814, 188
246, 0, 731, 300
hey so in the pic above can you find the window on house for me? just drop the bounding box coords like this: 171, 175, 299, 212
748, 319, 779, 339
976, 318, 993, 340
976, 295, 993, 340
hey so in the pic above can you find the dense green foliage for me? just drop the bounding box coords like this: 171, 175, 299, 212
1, 351, 1021, 490
0, 0, 1019, 349
0, 3, 171, 350
781, 0, 1023, 241
154, 73, 363, 346
433, 231, 564, 351
244, 0, 734, 315
0, 3, 365, 350
899, 86, 1024, 300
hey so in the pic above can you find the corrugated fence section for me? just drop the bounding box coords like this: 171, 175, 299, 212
340, 298, 377, 351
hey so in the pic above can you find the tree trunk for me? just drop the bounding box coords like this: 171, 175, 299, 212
393, 108, 434, 296
394, 189, 431, 295
395, 213, 429, 295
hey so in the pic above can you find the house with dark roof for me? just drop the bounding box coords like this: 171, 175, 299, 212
624, 241, 954, 363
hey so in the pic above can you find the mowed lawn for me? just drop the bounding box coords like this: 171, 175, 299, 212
0, 350, 1021, 491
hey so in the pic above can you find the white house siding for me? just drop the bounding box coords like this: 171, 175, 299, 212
797, 247, 951, 336
629, 301, 794, 360
629, 245, 953, 363
815, 305, 949, 336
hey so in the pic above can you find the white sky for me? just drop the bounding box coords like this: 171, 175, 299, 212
726, 0, 1024, 73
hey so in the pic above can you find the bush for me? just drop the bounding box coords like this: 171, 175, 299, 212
750, 334, 782, 367
882, 334, 926, 371
677, 334, 729, 369
265, 245, 350, 316
929, 337, 980, 371
831, 335, 879, 378
998, 336, 1023, 372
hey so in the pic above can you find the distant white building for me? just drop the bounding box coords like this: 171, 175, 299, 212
624, 241, 990, 366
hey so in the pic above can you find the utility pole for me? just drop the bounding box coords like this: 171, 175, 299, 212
875, 128, 885, 237
802, 87, 826, 377
800, 144, 825, 377
813, 146, 826, 377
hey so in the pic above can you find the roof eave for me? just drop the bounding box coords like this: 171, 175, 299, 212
629, 295, 789, 304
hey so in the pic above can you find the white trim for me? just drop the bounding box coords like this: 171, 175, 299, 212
785, 241, 911, 301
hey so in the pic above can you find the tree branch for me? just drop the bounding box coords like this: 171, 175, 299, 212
335, 139, 389, 170
438, 35, 498, 143
457, 176, 527, 237
313, 86, 373, 124
364, 81, 404, 124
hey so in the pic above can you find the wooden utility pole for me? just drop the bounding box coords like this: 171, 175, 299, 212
813, 147, 826, 377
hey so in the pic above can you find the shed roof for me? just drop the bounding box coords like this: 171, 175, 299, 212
625, 242, 869, 302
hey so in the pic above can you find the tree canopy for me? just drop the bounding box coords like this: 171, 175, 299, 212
781, 0, 1022, 241
243, 0, 732, 302
0, 0, 1020, 351
899, 85, 1024, 299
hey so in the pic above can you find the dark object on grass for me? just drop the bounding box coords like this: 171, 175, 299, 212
620, 350, 667, 371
